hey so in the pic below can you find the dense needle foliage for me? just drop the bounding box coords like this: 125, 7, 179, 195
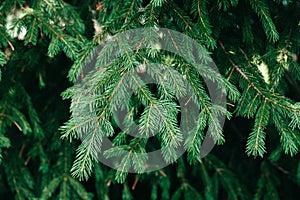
0, 0, 300, 199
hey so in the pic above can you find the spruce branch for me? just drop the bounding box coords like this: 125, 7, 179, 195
42, 0, 86, 41
191, 0, 216, 49
273, 111, 299, 156
249, 0, 279, 42
246, 99, 269, 157
23, 9, 80, 59
0, 25, 15, 50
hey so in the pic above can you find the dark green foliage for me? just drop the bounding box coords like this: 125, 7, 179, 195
0, 0, 300, 199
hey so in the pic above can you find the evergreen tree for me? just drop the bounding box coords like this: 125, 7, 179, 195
0, 0, 300, 199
